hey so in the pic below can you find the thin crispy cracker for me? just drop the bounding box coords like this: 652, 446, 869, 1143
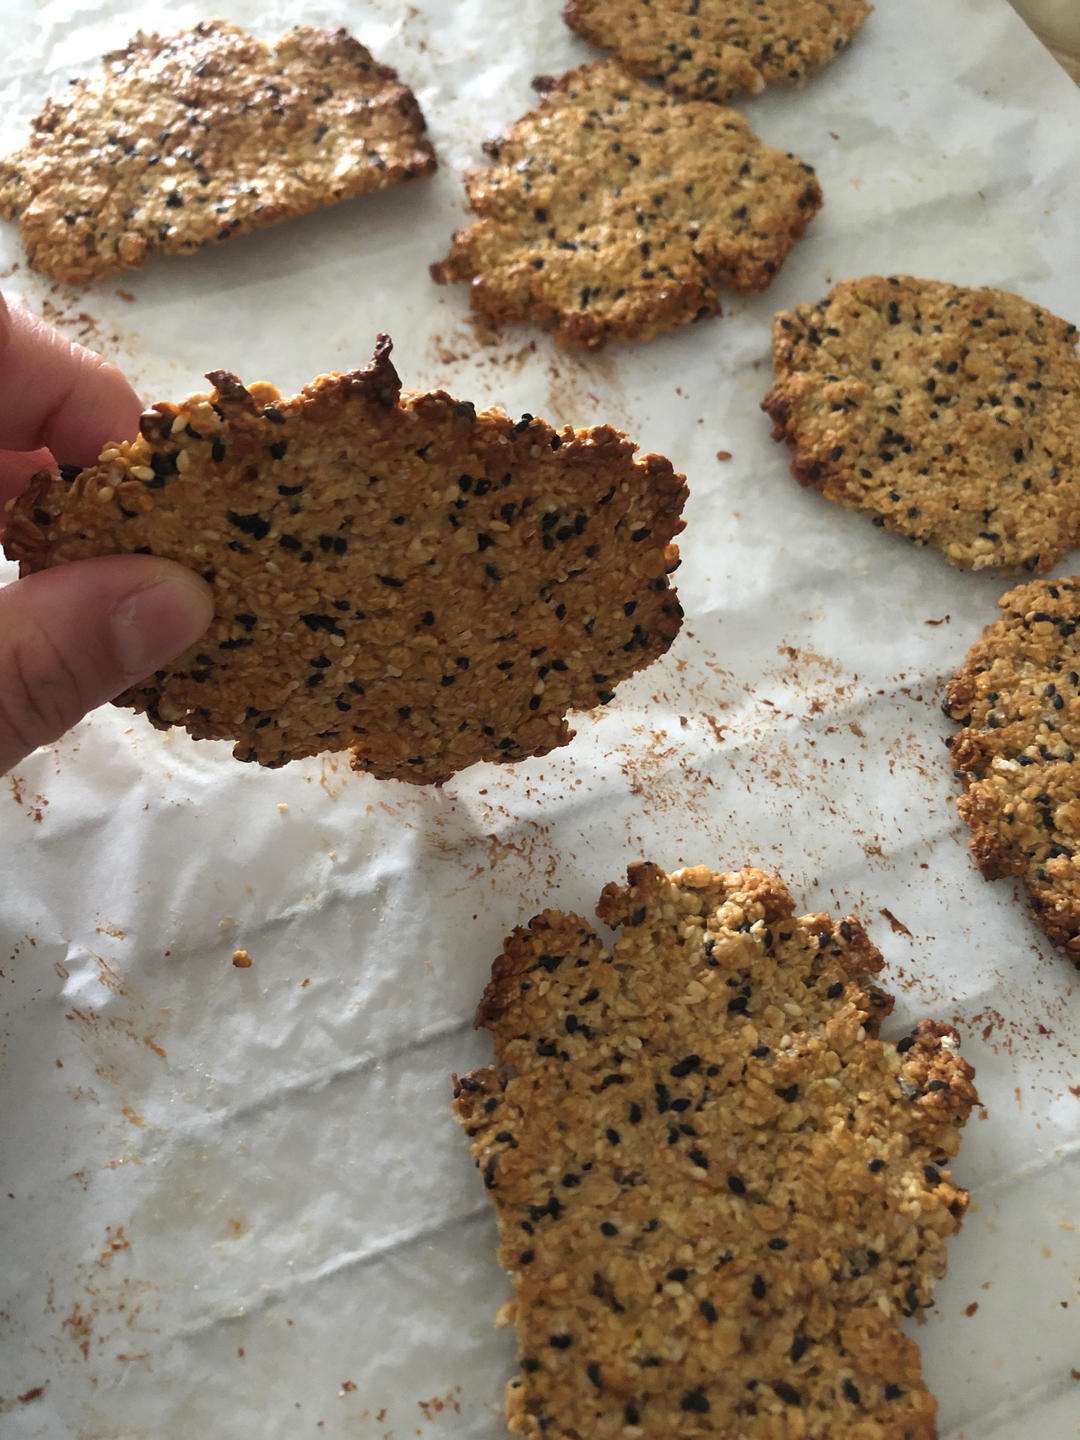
763, 276, 1080, 572
564, 0, 870, 102
0, 21, 436, 285
5, 339, 685, 783
431, 62, 821, 350
945, 578, 1080, 960
454, 863, 976, 1438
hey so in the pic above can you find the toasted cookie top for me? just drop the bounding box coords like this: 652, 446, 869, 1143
564, 0, 870, 102
5, 339, 685, 783
454, 863, 976, 1438
0, 21, 437, 284
946, 578, 1080, 960
431, 62, 821, 350
763, 276, 1080, 573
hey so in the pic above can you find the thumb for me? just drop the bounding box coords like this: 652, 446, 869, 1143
0, 555, 214, 773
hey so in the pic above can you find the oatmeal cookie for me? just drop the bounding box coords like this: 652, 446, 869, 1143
0, 21, 437, 284
454, 862, 977, 1438
5, 338, 685, 783
431, 62, 821, 350
564, 0, 871, 102
763, 276, 1080, 572
946, 578, 1080, 960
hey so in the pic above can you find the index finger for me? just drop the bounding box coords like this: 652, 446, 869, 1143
0, 293, 143, 466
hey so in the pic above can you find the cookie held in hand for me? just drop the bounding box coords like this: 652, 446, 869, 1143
564, 0, 871, 102
5, 339, 686, 783
946, 577, 1080, 960
763, 276, 1080, 572
432, 62, 822, 350
0, 21, 437, 284
454, 862, 977, 1438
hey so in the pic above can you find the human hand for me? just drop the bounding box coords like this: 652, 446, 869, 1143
0, 295, 213, 774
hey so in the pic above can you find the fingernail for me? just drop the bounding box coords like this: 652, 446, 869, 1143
111, 568, 215, 679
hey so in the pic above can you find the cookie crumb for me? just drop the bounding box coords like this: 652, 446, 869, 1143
232, 949, 253, 969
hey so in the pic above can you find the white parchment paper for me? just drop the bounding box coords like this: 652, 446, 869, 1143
0, 1, 1077, 1436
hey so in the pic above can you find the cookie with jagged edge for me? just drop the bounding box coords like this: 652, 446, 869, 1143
5, 338, 685, 782
453, 863, 977, 1439
945, 577, 1080, 960
564, 0, 870, 102
431, 62, 821, 350
763, 276, 1080, 572
0, 21, 436, 285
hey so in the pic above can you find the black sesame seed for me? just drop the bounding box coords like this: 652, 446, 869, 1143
226, 510, 270, 541
680, 1390, 709, 1414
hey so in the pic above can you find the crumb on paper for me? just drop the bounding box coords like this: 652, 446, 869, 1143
277, 802, 288, 812
716, 449, 732, 461
232, 949, 253, 969
879, 907, 914, 938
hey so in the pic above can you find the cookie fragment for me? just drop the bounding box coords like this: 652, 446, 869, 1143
0, 21, 437, 285
5, 338, 685, 783
454, 863, 977, 1438
431, 62, 822, 350
945, 578, 1080, 960
763, 276, 1080, 572
564, 0, 870, 102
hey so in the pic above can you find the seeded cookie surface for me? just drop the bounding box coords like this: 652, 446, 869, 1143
5, 339, 685, 782
945, 579, 1080, 960
454, 863, 977, 1438
763, 276, 1080, 572
431, 62, 821, 350
564, 0, 870, 102
0, 21, 437, 285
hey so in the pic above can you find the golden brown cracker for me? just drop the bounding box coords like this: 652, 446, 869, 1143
764, 276, 1080, 572
946, 577, 1080, 960
0, 21, 437, 284
432, 62, 821, 350
454, 863, 977, 1438
5, 339, 685, 783
564, 0, 871, 102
